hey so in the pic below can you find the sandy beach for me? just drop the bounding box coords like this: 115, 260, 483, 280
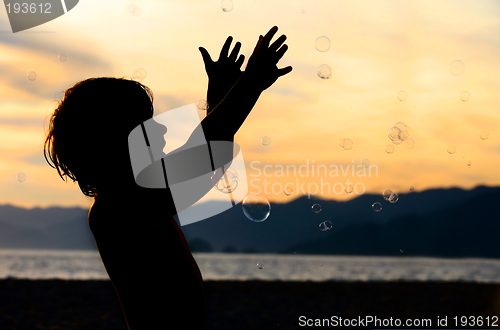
0, 279, 498, 329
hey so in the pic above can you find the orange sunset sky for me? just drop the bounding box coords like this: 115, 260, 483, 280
0, 0, 499, 209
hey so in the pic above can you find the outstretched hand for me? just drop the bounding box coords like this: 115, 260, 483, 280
244, 26, 293, 92
199, 37, 245, 112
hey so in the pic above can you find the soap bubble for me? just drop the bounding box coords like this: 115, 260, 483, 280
16, 172, 26, 182
385, 144, 395, 154
388, 192, 399, 203
132, 7, 141, 16
131, 68, 147, 82
213, 167, 238, 193
345, 184, 353, 194
317, 64, 332, 79
27, 71, 37, 81
409, 186, 415, 192
339, 138, 353, 150
311, 203, 322, 213
466, 160, 471, 166
261, 136, 271, 146
449, 60, 465, 76
388, 126, 402, 141
480, 130, 489, 140
58, 54, 67, 62
197, 99, 209, 111
319, 221, 332, 231
360, 159, 370, 168
459, 91, 470, 102
372, 202, 382, 212
400, 249, 404, 253
403, 138, 415, 149
382, 189, 394, 201
242, 194, 271, 222
447, 145, 456, 154
127, 4, 136, 12
256, 263, 264, 269
315, 36, 331, 52
397, 90, 407, 101
284, 185, 293, 196
221, 0, 234, 12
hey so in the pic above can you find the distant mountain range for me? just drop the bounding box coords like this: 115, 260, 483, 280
0, 186, 499, 258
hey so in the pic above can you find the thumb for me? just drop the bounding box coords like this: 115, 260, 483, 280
199, 47, 213, 66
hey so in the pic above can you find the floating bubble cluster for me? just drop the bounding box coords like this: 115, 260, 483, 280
16, 172, 26, 182
58, 54, 67, 62
372, 202, 382, 212
459, 91, 470, 102
397, 90, 407, 101
242, 194, 271, 222
261, 136, 271, 146
221, 0, 234, 12
315, 36, 331, 52
387, 122, 412, 148
131, 68, 147, 82
449, 60, 465, 76
213, 167, 238, 194
317, 64, 332, 79
339, 138, 353, 150
197, 99, 209, 111
27, 71, 37, 81
311, 203, 322, 213
319, 220, 332, 231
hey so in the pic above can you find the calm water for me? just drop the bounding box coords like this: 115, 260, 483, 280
1, 249, 500, 282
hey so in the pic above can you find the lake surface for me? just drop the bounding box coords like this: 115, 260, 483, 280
1, 249, 499, 282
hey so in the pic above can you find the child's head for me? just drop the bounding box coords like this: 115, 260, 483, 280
44, 77, 154, 197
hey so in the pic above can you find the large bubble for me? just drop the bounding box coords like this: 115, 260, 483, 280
242, 194, 271, 222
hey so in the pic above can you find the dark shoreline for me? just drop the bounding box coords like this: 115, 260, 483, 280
0, 279, 498, 329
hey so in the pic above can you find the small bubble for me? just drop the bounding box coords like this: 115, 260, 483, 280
256, 263, 264, 269
301, 9, 305, 14
16, 172, 26, 182
197, 99, 209, 111
360, 159, 370, 168
315, 36, 331, 52
345, 184, 353, 194
131, 68, 147, 82
403, 138, 415, 149
409, 186, 415, 192
27, 71, 37, 81
459, 91, 470, 102
339, 138, 353, 150
58, 54, 67, 62
388, 192, 399, 203
319, 221, 333, 231
311, 203, 322, 213
284, 185, 293, 196
397, 90, 407, 101
466, 160, 471, 166
447, 145, 456, 154
317, 64, 332, 79
385, 144, 395, 154
400, 249, 404, 253
213, 167, 238, 194
127, 4, 136, 13
388, 126, 402, 141
261, 136, 271, 146
449, 60, 465, 76
132, 7, 141, 16
221, 0, 234, 12
372, 202, 382, 212
480, 130, 489, 140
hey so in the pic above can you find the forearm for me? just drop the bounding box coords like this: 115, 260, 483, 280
201, 73, 262, 141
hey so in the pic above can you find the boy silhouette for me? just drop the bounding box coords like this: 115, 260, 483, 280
44, 26, 291, 329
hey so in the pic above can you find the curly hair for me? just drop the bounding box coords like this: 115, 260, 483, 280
44, 77, 154, 197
